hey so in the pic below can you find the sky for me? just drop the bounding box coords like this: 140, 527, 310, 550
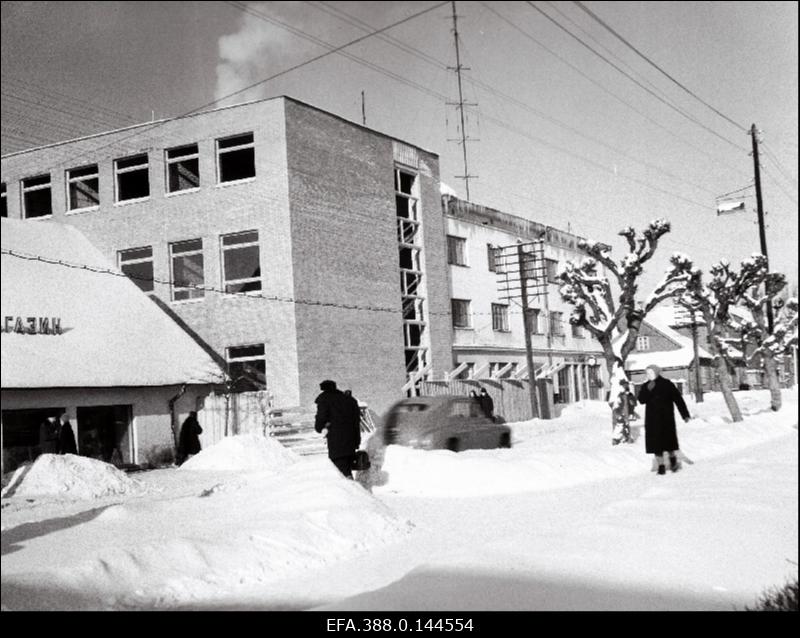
1, 1, 798, 297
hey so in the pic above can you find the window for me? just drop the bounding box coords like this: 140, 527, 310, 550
455, 362, 475, 380
637, 336, 650, 351
1, 183, 6, 217
487, 244, 498, 272
572, 323, 585, 338
450, 400, 484, 419
166, 144, 200, 193
21, 174, 52, 218
492, 303, 509, 332
217, 133, 255, 183
114, 154, 150, 202
399, 245, 423, 271
550, 311, 565, 336
545, 258, 560, 284
66, 164, 99, 211
227, 344, 266, 392
221, 230, 261, 293
451, 299, 471, 328
447, 235, 467, 266
118, 246, 154, 293
527, 308, 542, 334
170, 239, 204, 301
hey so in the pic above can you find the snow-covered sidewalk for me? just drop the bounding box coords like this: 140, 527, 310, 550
1, 389, 797, 610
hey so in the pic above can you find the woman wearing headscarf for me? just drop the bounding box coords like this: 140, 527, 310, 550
637, 365, 691, 475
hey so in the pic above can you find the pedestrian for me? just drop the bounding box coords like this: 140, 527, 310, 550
478, 387, 495, 420
39, 415, 59, 455
637, 365, 691, 475
57, 413, 77, 455
178, 411, 203, 465
315, 380, 361, 478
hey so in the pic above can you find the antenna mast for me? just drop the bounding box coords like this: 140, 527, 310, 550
448, 0, 477, 200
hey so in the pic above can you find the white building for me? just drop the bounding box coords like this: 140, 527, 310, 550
442, 194, 607, 404
1, 218, 223, 472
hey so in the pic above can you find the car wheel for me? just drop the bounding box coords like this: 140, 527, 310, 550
446, 437, 460, 452
499, 432, 511, 448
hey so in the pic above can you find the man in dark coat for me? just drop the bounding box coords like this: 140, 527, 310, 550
637, 365, 691, 474
315, 380, 361, 478
478, 387, 495, 420
178, 411, 203, 465
57, 413, 78, 455
39, 416, 59, 454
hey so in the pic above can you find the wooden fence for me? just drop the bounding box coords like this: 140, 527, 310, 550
418, 378, 557, 422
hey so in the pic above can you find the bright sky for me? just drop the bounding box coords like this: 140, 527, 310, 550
2, 1, 797, 297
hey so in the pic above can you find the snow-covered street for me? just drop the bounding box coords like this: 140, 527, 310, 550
1, 390, 797, 611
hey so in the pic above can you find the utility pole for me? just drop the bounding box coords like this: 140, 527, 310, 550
448, 0, 476, 200
690, 317, 704, 403
518, 244, 540, 420
750, 123, 774, 332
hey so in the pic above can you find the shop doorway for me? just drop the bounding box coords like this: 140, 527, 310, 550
2, 407, 65, 473
76, 405, 132, 466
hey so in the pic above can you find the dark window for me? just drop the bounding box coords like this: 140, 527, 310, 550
487, 244, 498, 272
115, 154, 149, 202
528, 309, 542, 335
66, 164, 100, 211
550, 311, 565, 336
492, 304, 509, 332
451, 299, 471, 328
546, 258, 560, 284
399, 246, 422, 271
1, 183, 6, 217
170, 239, 204, 301
447, 235, 467, 266
22, 174, 52, 218
227, 343, 267, 392
166, 144, 200, 193
217, 133, 255, 183
119, 246, 154, 293
221, 230, 261, 293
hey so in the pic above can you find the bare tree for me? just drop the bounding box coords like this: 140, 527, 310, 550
559, 219, 690, 444
677, 257, 776, 422
727, 258, 797, 411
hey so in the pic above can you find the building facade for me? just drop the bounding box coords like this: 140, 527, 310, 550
442, 195, 607, 403
0, 97, 453, 415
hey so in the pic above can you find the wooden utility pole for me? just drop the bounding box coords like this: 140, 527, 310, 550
690, 318, 704, 403
518, 244, 540, 419
361, 90, 366, 126
750, 123, 774, 332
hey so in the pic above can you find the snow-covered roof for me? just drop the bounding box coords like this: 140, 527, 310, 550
616, 305, 713, 371
1, 218, 224, 389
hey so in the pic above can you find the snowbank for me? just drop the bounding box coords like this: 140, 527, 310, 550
1, 454, 143, 500
2, 456, 413, 610
180, 433, 300, 472
370, 389, 798, 498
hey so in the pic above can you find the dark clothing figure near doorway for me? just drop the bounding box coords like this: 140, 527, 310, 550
178, 412, 203, 465
315, 380, 361, 478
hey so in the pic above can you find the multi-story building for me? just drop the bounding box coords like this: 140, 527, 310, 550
441, 194, 607, 403
0, 96, 453, 414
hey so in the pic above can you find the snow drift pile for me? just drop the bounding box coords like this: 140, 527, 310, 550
1, 454, 142, 500
180, 433, 300, 472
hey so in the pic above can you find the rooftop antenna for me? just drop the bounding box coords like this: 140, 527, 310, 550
447, 0, 477, 200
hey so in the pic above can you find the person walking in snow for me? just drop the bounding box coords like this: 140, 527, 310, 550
478, 387, 495, 420
39, 415, 59, 455
57, 413, 77, 455
637, 365, 691, 475
177, 411, 203, 465
315, 380, 361, 479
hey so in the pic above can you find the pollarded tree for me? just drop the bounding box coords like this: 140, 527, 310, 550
559, 219, 692, 444
728, 258, 797, 411
677, 257, 776, 422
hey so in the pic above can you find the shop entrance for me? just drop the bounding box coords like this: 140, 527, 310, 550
76, 405, 133, 465
2, 407, 65, 473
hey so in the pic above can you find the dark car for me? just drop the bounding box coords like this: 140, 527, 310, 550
382, 396, 512, 452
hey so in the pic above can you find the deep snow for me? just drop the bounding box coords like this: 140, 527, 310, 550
1, 389, 797, 610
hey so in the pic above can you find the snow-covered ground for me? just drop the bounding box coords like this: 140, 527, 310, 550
1, 389, 797, 610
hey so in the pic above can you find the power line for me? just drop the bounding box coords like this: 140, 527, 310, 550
762, 144, 798, 191
526, 1, 749, 153
478, 2, 751, 181
573, 0, 749, 132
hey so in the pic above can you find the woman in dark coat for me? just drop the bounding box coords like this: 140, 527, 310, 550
637, 365, 691, 474
178, 411, 203, 465
57, 414, 78, 455
315, 380, 361, 478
